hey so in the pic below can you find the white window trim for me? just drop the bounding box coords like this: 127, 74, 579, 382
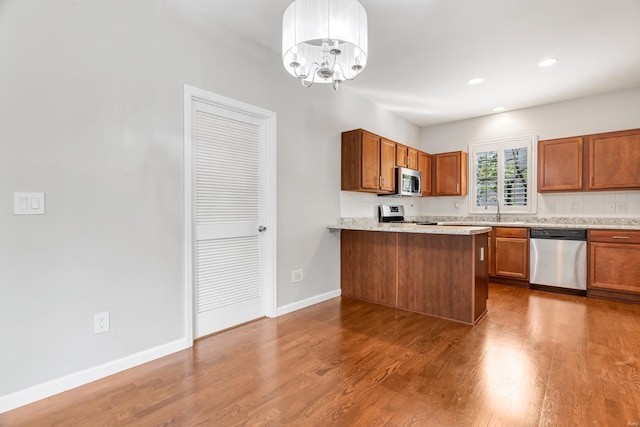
468, 135, 538, 215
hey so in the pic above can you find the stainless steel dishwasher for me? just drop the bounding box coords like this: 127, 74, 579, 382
529, 228, 587, 294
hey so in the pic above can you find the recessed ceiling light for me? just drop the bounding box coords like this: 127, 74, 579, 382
493, 107, 505, 112
538, 58, 558, 67
468, 77, 484, 85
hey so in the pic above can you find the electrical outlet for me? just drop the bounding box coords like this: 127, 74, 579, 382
94, 312, 110, 334
291, 269, 303, 283
570, 202, 578, 213
616, 202, 626, 213
606, 201, 616, 214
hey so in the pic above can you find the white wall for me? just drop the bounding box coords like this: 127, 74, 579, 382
0, 0, 418, 403
419, 87, 640, 218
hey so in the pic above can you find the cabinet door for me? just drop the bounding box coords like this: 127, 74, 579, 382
434, 151, 468, 196
538, 137, 584, 192
380, 138, 396, 192
418, 151, 432, 196
589, 242, 640, 294
588, 128, 640, 190
361, 131, 381, 191
488, 228, 496, 277
494, 236, 529, 280
407, 147, 418, 170
395, 144, 408, 167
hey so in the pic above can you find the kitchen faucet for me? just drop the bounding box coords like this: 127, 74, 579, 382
486, 195, 501, 222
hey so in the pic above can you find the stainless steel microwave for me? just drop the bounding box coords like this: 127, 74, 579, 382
397, 167, 422, 196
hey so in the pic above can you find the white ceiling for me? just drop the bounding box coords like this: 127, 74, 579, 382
181, 0, 640, 127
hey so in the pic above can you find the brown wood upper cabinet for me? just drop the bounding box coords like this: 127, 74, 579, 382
538, 136, 584, 192
433, 151, 468, 196
588, 230, 640, 299
396, 144, 418, 170
538, 128, 640, 193
588, 128, 640, 191
418, 151, 432, 196
342, 129, 463, 197
342, 129, 396, 193
492, 227, 529, 281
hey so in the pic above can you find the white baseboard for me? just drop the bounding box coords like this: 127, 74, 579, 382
276, 289, 341, 317
0, 337, 190, 414
1, 290, 343, 414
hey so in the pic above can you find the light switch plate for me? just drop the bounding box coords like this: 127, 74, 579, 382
13, 192, 46, 215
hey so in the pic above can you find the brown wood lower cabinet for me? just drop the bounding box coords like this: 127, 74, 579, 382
341, 229, 488, 324
588, 230, 640, 302
491, 227, 530, 282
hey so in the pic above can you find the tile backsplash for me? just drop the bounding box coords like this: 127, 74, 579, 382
539, 191, 639, 218
340, 190, 640, 219
340, 191, 427, 218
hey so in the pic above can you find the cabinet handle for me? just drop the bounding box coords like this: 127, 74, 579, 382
612, 236, 630, 239
591, 176, 594, 186
457, 183, 460, 192
380, 176, 384, 187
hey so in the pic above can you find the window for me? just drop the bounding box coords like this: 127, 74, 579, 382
469, 135, 537, 214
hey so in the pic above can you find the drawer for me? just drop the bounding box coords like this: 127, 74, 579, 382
494, 227, 529, 238
589, 230, 640, 244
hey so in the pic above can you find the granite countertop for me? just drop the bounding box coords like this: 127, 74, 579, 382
329, 216, 640, 232
435, 221, 640, 230
327, 222, 491, 236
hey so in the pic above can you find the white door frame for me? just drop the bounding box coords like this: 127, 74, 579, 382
183, 84, 277, 343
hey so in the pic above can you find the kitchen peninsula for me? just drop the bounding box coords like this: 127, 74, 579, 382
329, 222, 491, 325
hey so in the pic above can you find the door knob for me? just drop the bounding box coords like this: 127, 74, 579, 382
258, 226, 267, 232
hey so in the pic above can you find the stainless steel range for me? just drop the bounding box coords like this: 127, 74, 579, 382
378, 205, 437, 225
378, 205, 405, 222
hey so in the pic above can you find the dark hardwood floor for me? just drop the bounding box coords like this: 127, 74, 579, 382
2, 284, 640, 426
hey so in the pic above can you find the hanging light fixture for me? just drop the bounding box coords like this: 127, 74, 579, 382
282, 0, 368, 90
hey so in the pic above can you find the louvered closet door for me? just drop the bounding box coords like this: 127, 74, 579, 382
193, 100, 265, 338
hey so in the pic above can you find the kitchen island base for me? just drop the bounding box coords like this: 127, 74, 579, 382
341, 229, 489, 325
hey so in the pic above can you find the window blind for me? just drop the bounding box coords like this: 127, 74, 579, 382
475, 150, 498, 207
469, 135, 537, 214
503, 147, 528, 206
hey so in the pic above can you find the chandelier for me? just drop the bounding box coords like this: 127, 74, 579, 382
282, 0, 368, 90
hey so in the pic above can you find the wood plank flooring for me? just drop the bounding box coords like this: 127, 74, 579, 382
2, 284, 640, 426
